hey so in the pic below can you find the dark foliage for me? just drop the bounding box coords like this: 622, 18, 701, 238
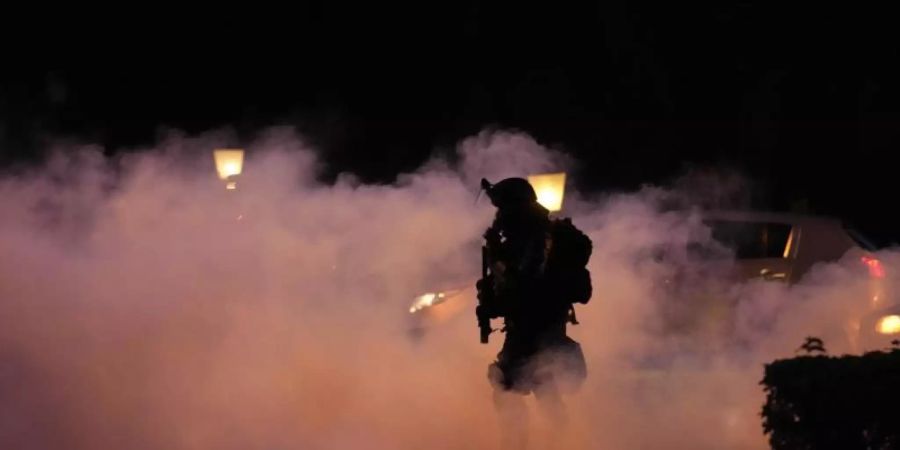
762, 348, 900, 449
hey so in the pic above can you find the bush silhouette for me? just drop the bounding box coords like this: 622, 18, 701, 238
762, 342, 900, 449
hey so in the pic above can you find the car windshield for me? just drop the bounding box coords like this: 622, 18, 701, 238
704, 220, 794, 259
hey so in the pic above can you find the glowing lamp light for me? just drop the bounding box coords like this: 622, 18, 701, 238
213, 149, 244, 189
876, 315, 900, 335
527, 172, 566, 213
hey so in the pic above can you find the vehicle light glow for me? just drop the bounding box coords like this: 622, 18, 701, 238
861, 256, 885, 278
876, 315, 900, 335
409, 292, 447, 314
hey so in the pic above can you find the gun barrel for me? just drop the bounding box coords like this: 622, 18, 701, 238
478, 232, 501, 344
476, 304, 491, 344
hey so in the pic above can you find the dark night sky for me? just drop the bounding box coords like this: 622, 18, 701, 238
2, 3, 900, 245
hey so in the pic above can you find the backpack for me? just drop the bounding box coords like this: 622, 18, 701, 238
546, 218, 593, 305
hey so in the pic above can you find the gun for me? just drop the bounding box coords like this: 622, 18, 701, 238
477, 247, 492, 343
476, 226, 503, 343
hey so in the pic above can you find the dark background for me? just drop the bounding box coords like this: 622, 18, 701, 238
2, 3, 899, 246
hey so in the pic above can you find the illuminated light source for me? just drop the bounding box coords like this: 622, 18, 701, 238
527, 172, 566, 213
876, 315, 900, 335
408, 291, 461, 314
213, 149, 244, 189
861, 255, 885, 278
783, 227, 795, 259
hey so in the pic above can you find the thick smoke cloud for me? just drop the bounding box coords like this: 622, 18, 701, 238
0, 129, 895, 449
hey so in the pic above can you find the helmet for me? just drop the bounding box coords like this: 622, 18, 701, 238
481, 177, 537, 209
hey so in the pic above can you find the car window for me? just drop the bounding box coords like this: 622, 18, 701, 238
844, 227, 878, 251
703, 220, 794, 259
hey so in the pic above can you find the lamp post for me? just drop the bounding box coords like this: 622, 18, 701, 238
527, 172, 566, 213
213, 149, 244, 190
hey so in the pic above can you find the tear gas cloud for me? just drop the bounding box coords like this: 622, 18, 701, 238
0, 129, 895, 449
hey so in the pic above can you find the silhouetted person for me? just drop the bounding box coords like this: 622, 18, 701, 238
476, 177, 592, 448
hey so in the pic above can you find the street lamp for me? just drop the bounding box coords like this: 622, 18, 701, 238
527, 172, 566, 213
213, 149, 244, 190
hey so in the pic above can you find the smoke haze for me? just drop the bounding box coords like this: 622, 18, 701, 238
1, 129, 894, 449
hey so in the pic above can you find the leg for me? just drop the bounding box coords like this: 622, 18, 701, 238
493, 388, 529, 450
489, 362, 530, 449
533, 377, 567, 427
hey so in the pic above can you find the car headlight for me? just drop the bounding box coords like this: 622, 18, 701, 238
876, 315, 900, 335
409, 292, 447, 314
